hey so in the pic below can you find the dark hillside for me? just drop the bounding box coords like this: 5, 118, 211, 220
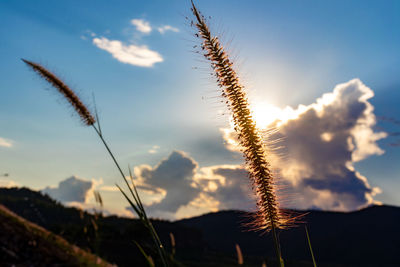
178, 206, 400, 267
0, 204, 112, 267
0, 187, 204, 267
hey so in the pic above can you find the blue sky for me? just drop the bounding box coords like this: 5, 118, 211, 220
1, 0, 399, 219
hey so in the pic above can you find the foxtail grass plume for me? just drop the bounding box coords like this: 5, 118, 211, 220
191, 2, 290, 232
22, 59, 169, 266
22, 59, 96, 126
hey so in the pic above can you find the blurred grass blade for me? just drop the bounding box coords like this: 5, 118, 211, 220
116, 184, 143, 219
305, 225, 317, 267
235, 243, 243, 265
170, 232, 176, 257
92, 93, 102, 135
128, 166, 145, 212
135, 241, 155, 267
280, 256, 285, 267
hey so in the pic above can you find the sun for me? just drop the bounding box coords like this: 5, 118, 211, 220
251, 102, 283, 129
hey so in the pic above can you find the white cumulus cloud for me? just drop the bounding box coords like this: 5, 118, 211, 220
131, 19, 152, 34
0, 137, 13, 148
93, 37, 163, 67
222, 79, 386, 211
121, 79, 386, 220
157, 25, 179, 34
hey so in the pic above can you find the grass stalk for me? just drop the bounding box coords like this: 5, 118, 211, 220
22, 59, 169, 267
305, 226, 317, 267
190, 2, 287, 266
271, 226, 284, 267
90, 105, 169, 267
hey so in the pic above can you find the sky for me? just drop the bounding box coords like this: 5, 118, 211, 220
1, 0, 400, 220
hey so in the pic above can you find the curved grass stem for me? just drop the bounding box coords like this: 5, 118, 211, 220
305, 226, 317, 267
91, 125, 169, 267
23, 59, 169, 266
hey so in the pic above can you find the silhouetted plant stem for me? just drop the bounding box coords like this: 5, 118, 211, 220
23, 59, 169, 267
305, 226, 317, 267
91, 125, 169, 267
271, 225, 284, 267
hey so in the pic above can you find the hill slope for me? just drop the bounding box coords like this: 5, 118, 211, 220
0, 187, 205, 267
0, 204, 113, 267
177, 206, 400, 267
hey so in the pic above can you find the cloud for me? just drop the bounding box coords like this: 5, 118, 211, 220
222, 79, 386, 211
131, 19, 152, 34
157, 25, 179, 34
42, 176, 101, 203
148, 145, 160, 154
81, 30, 96, 40
99, 185, 119, 192
130, 19, 179, 35
196, 165, 256, 211
133, 151, 200, 214
40, 177, 138, 218
0, 179, 18, 188
130, 152, 253, 219
124, 79, 386, 219
93, 37, 163, 67
0, 137, 13, 148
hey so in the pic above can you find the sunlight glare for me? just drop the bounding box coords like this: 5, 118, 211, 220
251, 102, 282, 129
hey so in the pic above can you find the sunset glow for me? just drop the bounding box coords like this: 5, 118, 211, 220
1, 0, 399, 221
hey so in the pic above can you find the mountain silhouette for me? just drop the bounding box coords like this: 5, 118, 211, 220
0, 187, 399, 267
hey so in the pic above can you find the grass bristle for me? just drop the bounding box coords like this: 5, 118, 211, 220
22, 59, 96, 126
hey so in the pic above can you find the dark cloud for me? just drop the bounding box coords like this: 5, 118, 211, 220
42, 176, 94, 203
132, 152, 254, 219
208, 166, 255, 211
134, 151, 200, 213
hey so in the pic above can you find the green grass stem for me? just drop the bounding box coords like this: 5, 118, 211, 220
305, 226, 317, 267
